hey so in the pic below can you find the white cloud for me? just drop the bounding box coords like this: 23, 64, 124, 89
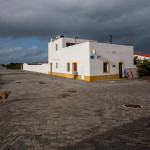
0, 43, 48, 64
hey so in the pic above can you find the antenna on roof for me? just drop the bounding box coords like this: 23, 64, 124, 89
109, 34, 112, 43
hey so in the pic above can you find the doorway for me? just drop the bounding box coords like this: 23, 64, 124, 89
119, 62, 123, 78
50, 63, 52, 75
72, 62, 77, 79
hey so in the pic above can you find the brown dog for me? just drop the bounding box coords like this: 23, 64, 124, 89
0, 91, 11, 103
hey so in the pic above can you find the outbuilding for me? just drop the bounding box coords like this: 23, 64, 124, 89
134, 53, 150, 60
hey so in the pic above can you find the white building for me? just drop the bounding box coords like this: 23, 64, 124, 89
48, 36, 135, 81
134, 53, 150, 60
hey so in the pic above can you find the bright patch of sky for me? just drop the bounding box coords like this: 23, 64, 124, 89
0, 37, 49, 64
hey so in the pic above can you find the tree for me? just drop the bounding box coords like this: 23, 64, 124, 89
136, 58, 150, 77
134, 56, 138, 65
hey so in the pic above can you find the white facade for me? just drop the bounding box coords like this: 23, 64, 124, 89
48, 37, 134, 81
23, 63, 48, 74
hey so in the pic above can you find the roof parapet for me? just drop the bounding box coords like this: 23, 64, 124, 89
51, 35, 64, 42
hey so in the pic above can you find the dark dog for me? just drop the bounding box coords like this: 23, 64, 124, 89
0, 91, 11, 103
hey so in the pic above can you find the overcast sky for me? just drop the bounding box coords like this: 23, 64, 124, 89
0, 0, 150, 64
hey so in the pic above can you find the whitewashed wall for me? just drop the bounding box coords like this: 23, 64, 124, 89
89, 42, 134, 76
58, 42, 90, 77
48, 38, 62, 73
48, 37, 135, 78
48, 37, 94, 73
23, 63, 49, 74
48, 38, 90, 78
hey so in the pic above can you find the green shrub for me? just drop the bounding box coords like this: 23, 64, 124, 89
136, 58, 150, 77
1, 63, 23, 70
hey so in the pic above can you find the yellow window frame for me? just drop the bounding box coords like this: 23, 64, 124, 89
67, 62, 70, 72
103, 62, 109, 73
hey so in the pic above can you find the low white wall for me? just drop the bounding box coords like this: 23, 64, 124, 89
23, 63, 48, 74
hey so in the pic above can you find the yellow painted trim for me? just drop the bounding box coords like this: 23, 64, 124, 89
118, 62, 124, 78
103, 61, 109, 73
52, 72, 73, 78
51, 72, 119, 82
84, 76, 91, 81
84, 74, 119, 82
52, 72, 83, 80
66, 62, 70, 72
72, 62, 78, 79
72, 62, 77, 72
77, 75, 82, 80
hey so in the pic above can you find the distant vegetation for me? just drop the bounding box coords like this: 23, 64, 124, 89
134, 56, 150, 77
1, 63, 23, 70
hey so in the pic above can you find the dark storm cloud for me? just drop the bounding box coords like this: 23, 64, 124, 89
0, 0, 150, 52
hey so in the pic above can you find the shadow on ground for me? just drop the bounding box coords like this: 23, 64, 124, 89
64, 117, 150, 150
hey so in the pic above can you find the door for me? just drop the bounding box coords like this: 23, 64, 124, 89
50, 63, 52, 75
72, 63, 77, 79
119, 62, 123, 78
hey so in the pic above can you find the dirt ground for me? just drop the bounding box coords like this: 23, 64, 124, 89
0, 67, 150, 150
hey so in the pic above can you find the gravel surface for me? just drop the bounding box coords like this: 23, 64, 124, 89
0, 67, 150, 150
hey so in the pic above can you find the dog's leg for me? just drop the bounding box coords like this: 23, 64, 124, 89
2, 97, 6, 104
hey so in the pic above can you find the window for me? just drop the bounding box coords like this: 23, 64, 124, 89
66, 43, 75, 47
67, 63, 70, 72
73, 63, 77, 71
103, 62, 109, 73
56, 63, 58, 68
56, 44, 58, 51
